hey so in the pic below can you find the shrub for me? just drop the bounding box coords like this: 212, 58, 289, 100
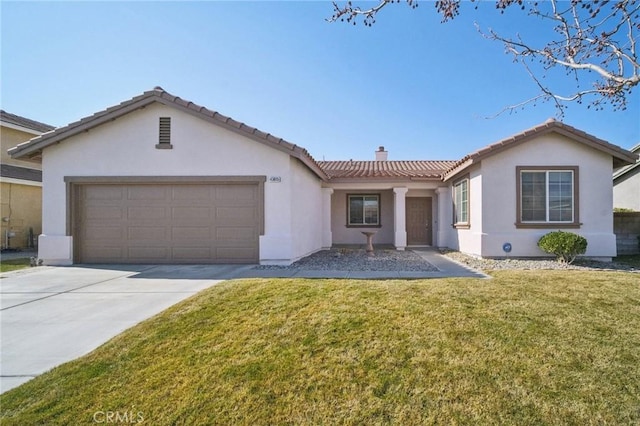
614, 207, 635, 212
537, 231, 588, 264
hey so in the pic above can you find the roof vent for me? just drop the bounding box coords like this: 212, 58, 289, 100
156, 117, 173, 149
375, 146, 388, 161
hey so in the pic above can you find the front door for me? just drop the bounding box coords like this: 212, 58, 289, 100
406, 197, 432, 245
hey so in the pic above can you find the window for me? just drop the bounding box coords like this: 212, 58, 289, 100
347, 194, 380, 226
156, 117, 173, 149
516, 166, 579, 228
453, 177, 469, 227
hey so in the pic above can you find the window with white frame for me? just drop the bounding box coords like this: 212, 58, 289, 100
517, 167, 579, 226
347, 194, 380, 226
453, 177, 469, 226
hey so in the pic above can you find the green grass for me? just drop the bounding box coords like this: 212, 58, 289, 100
0, 258, 31, 272
1, 271, 639, 425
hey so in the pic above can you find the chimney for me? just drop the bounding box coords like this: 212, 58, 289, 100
375, 146, 388, 161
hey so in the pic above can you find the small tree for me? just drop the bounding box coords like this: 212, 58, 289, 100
537, 231, 588, 264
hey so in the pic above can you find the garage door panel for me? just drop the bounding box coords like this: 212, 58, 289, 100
128, 247, 169, 260
216, 206, 256, 220
128, 227, 168, 240
216, 247, 257, 262
171, 206, 212, 220
128, 206, 167, 220
85, 206, 123, 220
216, 227, 256, 241
84, 186, 124, 201
216, 185, 256, 200
127, 186, 168, 201
76, 182, 260, 264
172, 186, 212, 202
85, 226, 124, 240
172, 247, 212, 260
171, 227, 212, 240
83, 246, 124, 261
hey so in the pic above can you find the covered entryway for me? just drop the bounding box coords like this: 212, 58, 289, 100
406, 197, 432, 245
70, 177, 264, 264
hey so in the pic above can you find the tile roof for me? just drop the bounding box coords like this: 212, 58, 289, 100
0, 110, 55, 133
442, 118, 638, 180
0, 164, 42, 182
8, 87, 328, 180
7, 89, 637, 184
613, 143, 640, 181
318, 160, 456, 180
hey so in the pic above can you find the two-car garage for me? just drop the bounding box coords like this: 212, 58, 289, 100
9, 88, 328, 266
69, 177, 264, 264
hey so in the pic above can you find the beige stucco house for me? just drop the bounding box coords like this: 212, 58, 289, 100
1, 111, 55, 251
9, 88, 638, 265
613, 143, 639, 211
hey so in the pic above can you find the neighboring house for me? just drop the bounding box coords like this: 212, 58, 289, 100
613, 143, 640, 210
9, 88, 638, 265
1, 111, 55, 251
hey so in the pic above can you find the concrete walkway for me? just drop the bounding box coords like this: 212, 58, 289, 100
0, 264, 236, 394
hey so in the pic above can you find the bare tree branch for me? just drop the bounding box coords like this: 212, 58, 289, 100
328, 0, 640, 116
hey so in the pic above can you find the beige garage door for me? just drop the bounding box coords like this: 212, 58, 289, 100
75, 182, 261, 264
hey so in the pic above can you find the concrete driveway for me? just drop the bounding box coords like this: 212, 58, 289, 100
0, 264, 252, 394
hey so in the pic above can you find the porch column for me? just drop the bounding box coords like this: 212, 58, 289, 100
393, 187, 408, 250
321, 188, 334, 249
435, 187, 451, 248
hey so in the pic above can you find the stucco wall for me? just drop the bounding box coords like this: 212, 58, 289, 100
0, 182, 41, 249
448, 166, 483, 256
330, 189, 394, 245
1, 126, 43, 170
613, 168, 640, 211
1, 125, 43, 249
39, 103, 322, 264
477, 133, 616, 258
289, 157, 324, 261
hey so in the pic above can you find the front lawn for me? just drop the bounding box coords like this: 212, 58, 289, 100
1, 271, 639, 424
0, 258, 31, 273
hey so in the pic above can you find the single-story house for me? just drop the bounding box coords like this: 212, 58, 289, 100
1, 110, 55, 250
613, 143, 639, 211
9, 87, 638, 265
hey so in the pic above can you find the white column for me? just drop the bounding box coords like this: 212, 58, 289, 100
321, 188, 334, 249
393, 187, 408, 250
435, 186, 451, 249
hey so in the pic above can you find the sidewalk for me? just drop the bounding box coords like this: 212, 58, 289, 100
1, 248, 488, 280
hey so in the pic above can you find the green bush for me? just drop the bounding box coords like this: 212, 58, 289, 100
537, 231, 588, 264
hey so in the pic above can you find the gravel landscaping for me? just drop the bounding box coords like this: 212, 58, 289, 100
442, 250, 640, 272
255, 248, 439, 271
255, 248, 639, 274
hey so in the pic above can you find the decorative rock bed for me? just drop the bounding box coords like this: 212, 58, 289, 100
255, 249, 439, 272
442, 250, 639, 272
254, 248, 638, 274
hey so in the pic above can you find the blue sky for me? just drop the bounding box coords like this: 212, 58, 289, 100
2, 1, 638, 162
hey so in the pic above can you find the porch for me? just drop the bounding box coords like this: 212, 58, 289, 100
321, 185, 452, 250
